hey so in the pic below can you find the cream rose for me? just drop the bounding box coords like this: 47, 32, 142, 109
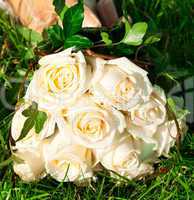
11, 102, 57, 141
12, 134, 45, 182
87, 56, 153, 111
95, 134, 153, 179
126, 86, 167, 143
59, 95, 126, 149
153, 120, 187, 157
25, 48, 91, 110
43, 128, 93, 182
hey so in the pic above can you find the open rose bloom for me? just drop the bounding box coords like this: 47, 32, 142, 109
10, 48, 187, 183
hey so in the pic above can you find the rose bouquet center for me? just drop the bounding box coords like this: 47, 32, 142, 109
10, 48, 187, 183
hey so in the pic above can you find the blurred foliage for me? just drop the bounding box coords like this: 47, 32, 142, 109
0, 11, 39, 125
115, 0, 194, 90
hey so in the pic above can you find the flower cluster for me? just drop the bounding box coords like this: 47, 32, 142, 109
11, 48, 186, 183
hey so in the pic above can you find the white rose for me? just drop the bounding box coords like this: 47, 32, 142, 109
126, 86, 167, 143
59, 95, 126, 149
25, 48, 91, 110
95, 134, 153, 179
12, 134, 45, 182
43, 128, 93, 182
153, 120, 187, 157
87, 56, 153, 111
11, 102, 57, 141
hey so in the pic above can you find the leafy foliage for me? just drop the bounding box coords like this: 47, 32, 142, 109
62, 2, 84, 38
17, 27, 43, 45
167, 98, 190, 120
41, 0, 156, 53
18, 102, 47, 141
64, 35, 93, 49
53, 0, 66, 16
44, 0, 93, 50
100, 32, 112, 45
45, 24, 64, 49
144, 34, 161, 45
122, 21, 148, 46
120, 0, 194, 89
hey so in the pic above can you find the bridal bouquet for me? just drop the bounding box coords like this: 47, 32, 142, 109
10, 48, 186, 183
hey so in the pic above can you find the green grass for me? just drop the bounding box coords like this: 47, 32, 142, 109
0, 134, 193, 199
0, 0, 194, 199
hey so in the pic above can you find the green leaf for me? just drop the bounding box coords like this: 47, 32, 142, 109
177, 109, 190, 120
53, 0, 68, 20
19, 102, 48, 140
22, 109, 31, 117
159, 72, 179, 84
144, 35, 161, 45
53, 0, 66, 15
17, 27, 43, 45
34, 111, 48, 134
167, 97, 177, 111
63, 2, 84, 38
64, 35, 93, 49
124, 19, 131, 35
19, 117, 35, 141
109, 43, 134, 57
167, 97, 190, 120
24, 48, 35, 60
100, 32, 112, 45
46, 24, 64, 48
122, 21, 148, 46
22, 102, 38, 117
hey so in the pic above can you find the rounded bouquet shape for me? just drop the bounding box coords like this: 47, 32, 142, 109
10, 48, 187, 183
